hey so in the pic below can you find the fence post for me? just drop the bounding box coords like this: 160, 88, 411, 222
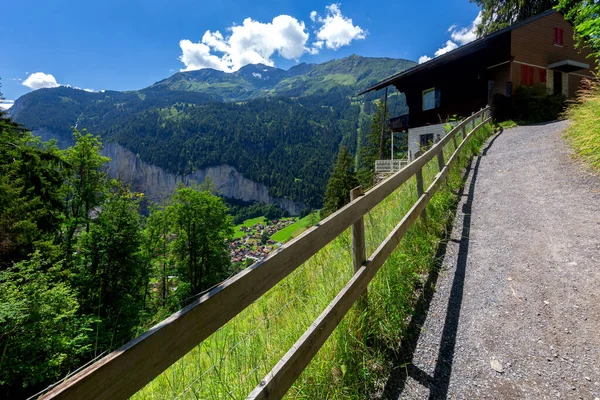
414, 151, 426, 223
350, 186, 367, 305
452, 130, 458, 151
436, 142, 445, 172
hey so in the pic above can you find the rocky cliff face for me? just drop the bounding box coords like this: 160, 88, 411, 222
103, 143, 306, 214
32, 129, 306, 215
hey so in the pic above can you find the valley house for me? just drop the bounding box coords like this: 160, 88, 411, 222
360, 10, 595, 160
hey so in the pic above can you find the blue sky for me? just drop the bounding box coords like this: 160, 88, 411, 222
0, 0, 481, 105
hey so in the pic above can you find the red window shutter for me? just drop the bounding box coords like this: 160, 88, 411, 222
528, 66, 534, 86
539, 68, 547, 84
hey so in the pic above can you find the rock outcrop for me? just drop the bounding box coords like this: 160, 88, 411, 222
103, 143, 306, 215
33, 129, 306, 215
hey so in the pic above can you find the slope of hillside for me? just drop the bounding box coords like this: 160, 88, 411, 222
10, 55, 416, 208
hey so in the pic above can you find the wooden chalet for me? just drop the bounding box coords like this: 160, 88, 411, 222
361, 10, 595, 134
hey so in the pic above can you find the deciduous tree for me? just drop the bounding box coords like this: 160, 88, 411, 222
472, 0, 557, 36
168, 187, 233, 297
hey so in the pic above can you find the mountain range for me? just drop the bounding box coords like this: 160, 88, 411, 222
10, 55, 416, 211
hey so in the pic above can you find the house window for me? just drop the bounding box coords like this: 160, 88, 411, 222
539, 68, 547, 84
554, 27, 564, 46
520, 65, 535, 86
419, 133, 434, 151
422, 88, 440, 111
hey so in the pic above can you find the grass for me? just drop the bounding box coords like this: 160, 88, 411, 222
134, 120, 495, 399
563, 77, 600, 172
498, 119, 518, 129
270, 213, 319, 243
232, 217, 266, 239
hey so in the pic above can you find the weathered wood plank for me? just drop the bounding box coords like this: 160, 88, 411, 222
247, 115, 492, 400
437, 149, 445, 172
350, 186, 367, 307
350, 186, 366, 274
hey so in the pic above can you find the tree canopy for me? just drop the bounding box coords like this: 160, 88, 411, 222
557, 0, 600, 67
472, 0, 558, 36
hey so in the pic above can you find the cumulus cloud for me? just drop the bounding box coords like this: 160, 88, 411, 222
434, 40, 459, 57
450, 11, 482, 45
418, 12, 481, 64
180, 15, 309, 72
0, 100, 14, 110
312, 3, 367, 50
22, 72, 60, 90
179, 4, 365, 72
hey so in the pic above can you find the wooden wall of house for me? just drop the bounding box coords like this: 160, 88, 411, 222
511, 12, 594, 68
510, 62, 548, 88
510, 12, 594, 99
394, 33, 511, 127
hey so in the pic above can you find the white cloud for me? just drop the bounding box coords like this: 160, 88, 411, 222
418, 12, 481, 63
418, 55, 432, 64
313, 4, 367, 50
450, 11, 482, 45
22, 72, 60, 90
0, 100, 14, 110
179, 4, 365, 72
180, 15, 309, 72
83, 88, 96, 92
434, 40, 459, 57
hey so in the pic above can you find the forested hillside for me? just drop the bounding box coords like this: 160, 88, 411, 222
10, 55, 414, 209
0, 117, 236, 398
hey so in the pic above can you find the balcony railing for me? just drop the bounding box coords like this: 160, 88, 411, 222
374, 159, 409, 174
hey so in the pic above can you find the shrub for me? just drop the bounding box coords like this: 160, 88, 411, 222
513, 85, 566, 123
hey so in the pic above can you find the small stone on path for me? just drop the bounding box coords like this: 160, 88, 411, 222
490, 359, 504, 373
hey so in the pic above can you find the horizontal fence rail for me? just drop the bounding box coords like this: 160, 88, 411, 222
41, 107, 492, 400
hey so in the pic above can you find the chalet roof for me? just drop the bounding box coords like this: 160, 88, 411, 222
359, 9, 557, 95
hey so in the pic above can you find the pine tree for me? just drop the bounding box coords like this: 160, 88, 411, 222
357, 100, 390, 188
322, 146, 359, 218
75, 182, 146, 353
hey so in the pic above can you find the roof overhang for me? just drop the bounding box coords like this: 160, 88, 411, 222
547, 59, 590, 73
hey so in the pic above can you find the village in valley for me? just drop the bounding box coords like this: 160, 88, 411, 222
228, 218, 298, 266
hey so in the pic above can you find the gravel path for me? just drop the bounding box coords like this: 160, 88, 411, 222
382, 121, 600, 399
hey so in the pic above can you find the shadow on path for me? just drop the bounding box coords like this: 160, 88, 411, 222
381, 128, 503, 400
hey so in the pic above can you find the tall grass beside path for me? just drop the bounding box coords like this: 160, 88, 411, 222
135, 121, 496, 399
563, 77, 600, 172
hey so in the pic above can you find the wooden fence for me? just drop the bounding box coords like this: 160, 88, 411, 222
41, 106, 492, 400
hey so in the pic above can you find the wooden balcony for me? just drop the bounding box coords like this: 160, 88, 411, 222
389, 114, 409, 132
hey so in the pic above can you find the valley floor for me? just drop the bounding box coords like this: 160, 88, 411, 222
382, 121, 600, 399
